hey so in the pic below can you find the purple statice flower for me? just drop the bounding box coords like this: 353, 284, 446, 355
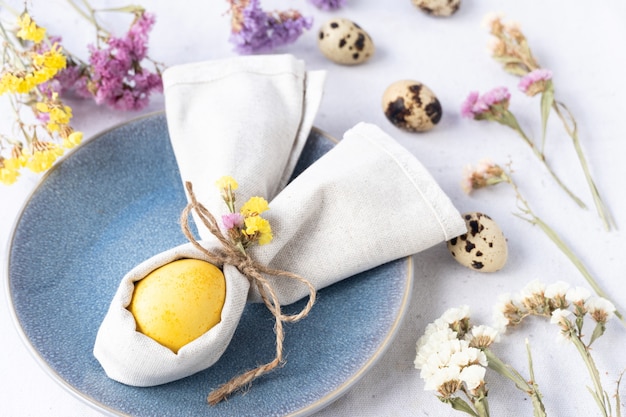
222, 212, 244, 230
461, 87, 511, 119
518, 68, 553, 96
460, 91, 481, 118
308, 0, 346, 10
229, 0, 313, 54
87, 12, 163, 111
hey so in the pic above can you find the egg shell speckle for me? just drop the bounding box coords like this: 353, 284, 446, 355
447, 212, 508, 273
413, 0, 461, 16
318, 18, 374, 65
382, 80, 442, 132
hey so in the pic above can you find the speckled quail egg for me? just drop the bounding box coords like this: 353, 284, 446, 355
413, 0, 461, 17
382, 80, 442, 132
318, 18, 374, 65
447, 212, 508, 272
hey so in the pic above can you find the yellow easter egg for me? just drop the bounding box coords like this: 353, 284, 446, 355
128, 258, 226, 353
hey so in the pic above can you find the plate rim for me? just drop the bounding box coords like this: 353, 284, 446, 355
3, 111, 414, 417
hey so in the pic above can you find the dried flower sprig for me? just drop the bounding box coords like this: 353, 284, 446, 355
415, 306, 547, 417
308, 0, 347, 10
227, 0, 313, 54
494, 280, 621, 417
461, 87, 585, 209
63, 0, 164, 111
483, 12, 615, 231
0, 11, 83, 185
463, 159, 625, 326
215, 175, 273, 255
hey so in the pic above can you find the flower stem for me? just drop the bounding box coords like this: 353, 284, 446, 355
0, 0, 19, 16
500, 112, 586, 209
505, 177, 626, 326
525, 340, 547, 417
531, 214, 624, 324
616, 370, 624, 417
483, 349, 547, 417
569, 332, 609, 417
552, 100, 616, 231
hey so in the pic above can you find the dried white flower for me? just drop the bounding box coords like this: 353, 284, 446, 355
544, 281, 570, 299
460, 364, 487, 391
550, 308, 573, 325
502, 19, 521, 32
440, 305, 470, 325
520, 279, 546, 300
585, 296, 616, 324
481, 11, 504, 30
415, 326, 458, 370
466, 324, 501, 348
550, 308, 574, 341
492, 310, 510, 334
424, 366, 462, 393
450, 346, 487, 369
566, 286, 591, 305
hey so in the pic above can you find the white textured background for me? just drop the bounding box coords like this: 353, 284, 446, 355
1, 0, 625, 416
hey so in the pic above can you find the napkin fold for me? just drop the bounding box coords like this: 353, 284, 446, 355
164, 54, 326, 235
94, 55, 466, 388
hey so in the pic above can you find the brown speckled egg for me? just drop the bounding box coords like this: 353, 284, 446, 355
318, 18, 374, 65
447, 212, 508, 272
382, 80, 442, 132
413, 0, 461, 16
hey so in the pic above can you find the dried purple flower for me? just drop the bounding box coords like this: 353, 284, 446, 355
229, 0, 313, 54
86, 12, 163, 111
308, 0, 347, 11
222, 212, 245, 230
460, 87, 510, 119
518, 68, 553, 96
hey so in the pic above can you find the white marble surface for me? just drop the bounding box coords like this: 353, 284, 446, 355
1, 0, 626, 416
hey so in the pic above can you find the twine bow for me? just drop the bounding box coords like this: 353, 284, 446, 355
180, 182, 317, 405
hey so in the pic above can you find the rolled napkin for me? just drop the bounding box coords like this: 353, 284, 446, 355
247, 122, 466, 305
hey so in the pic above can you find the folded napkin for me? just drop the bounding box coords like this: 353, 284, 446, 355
94, 55, 466, 391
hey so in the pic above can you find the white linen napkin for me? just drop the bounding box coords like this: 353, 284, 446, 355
247, 122, 466, 305
94, 55, 466, 389
94, 54, 326, 387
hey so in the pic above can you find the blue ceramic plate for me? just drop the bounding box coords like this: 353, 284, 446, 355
5, 113, 413, 417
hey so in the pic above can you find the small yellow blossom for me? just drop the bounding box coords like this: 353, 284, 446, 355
33, 44, 67, 71
26, 142, 64, 173
63, 131, 83, 149
16, 13, 46, 44
0, 158, 20, 185
11, 146, 28, 167
244, 215, 273, 245
215, 175, 239, 191
0, 73, 20, 95
240, 196, 269, 217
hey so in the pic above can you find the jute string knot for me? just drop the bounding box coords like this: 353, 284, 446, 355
180, 182, 317, 405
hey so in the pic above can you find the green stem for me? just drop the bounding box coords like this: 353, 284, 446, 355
552, 101, 616, 231
484, 349, 546, 417
616, 370, 624, 417
525, 340, 547, 417
569, 333, 609, 417
505, 178, 626, 326
500, 112, 587, 209
0, 0, 19, 16
530, 214, 624, 324
473, 396, 490, 417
